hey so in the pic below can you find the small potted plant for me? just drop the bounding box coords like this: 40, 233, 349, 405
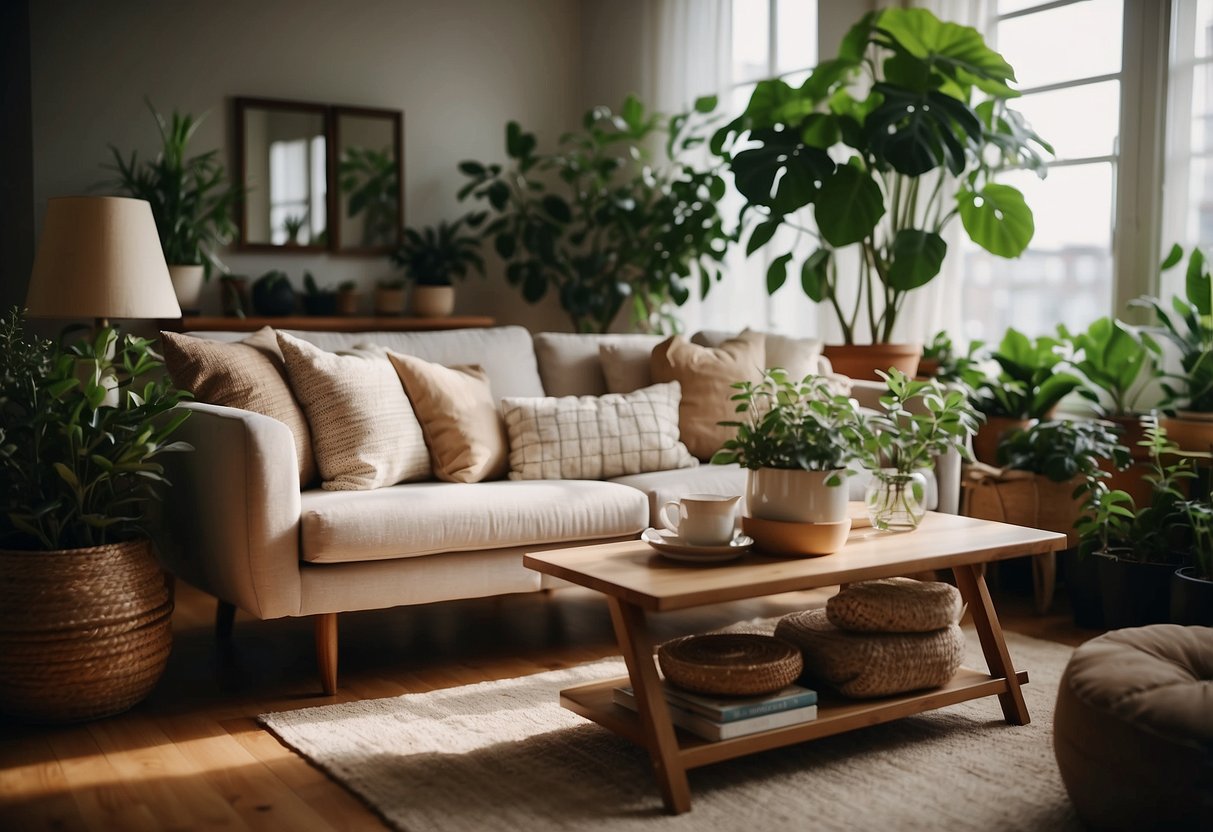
374, 278, 406, 316
335, 281, 360, 316
713, 370, 860, 526
1134, 244, 1213, 452
103, 101, 241, 312
0, 310, 191, 722
251, 270, 296, 317
390, 217, 485, 318
282, 214, 309, 246
971, 328, 1085, 463
301, 272, 338, 316
853, 370, 980, 531
1171, 499, 1213, 625
917, 331, 984, 387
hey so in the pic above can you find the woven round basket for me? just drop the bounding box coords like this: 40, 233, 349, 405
0, 539, 173, 723
657, 633, 803, 697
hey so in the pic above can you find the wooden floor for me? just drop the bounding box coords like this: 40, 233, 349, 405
0, 572, 1099, 831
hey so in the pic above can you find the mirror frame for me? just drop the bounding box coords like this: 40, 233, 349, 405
331, 105, 405, 255
233, 97, 405, 256
234, 96, 333, 254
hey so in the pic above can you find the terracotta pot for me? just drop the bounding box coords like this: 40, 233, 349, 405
374, 287, 406, 316
916, 358, 940, 379
1160, 413, 1213, 454
821, 342, 922, 381
168, 264, 205, 313
0, 539, 172, 723
411, 285, 455, 318
746, 468, 849, 523
335, 290, 360, 316
972, 416, 1032, 465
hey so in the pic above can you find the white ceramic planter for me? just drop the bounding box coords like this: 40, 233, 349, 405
746, 468, 849, 523
411, 285, 455, 318
167, 264, 205, 312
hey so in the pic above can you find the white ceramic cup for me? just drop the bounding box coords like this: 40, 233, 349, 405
660, 494, 740, 546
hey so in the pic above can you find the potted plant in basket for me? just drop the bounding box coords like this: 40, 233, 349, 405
0, 310, 192, 722
1171, 499, 1213, 625
970, 328, 1085, 463
713, 7, 1051, 378
335, 281, 360, 316
374, 278, 406, 316
390, 217, 485, 318
103, 101, 242, 312
1134, 244, 1213, 452
853, 369, 980, 531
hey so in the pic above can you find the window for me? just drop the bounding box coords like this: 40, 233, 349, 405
268, 135, 326, 245
959, 0, 1125, 343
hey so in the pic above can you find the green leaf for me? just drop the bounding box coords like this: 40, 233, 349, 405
541, 194, 572, 223
747, 219, 781, 256
1161, 243, 1184, 270
801, 249, 831, 302
621, 95, 645, 130
494, 233, 516, 259
958, 184, 1034, 257
887, 230, 946, 291
800, 114, 840, 149
876, 8, 1016, 87
1185, 248, 1211, 315
53, 462, 80, 491
458, 161, 485, 177
814, 164, 885, 247
486, 181, 511, 211
694, 94, 718, 114
767, 253, 793, 294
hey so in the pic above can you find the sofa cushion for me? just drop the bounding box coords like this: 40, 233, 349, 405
501, 382, 697, 481
612, 463, 938, 527
161, 327, 318, 486
599, 340, 659, 393
387, 353, 509, 483
277, 332, 431, 490
651, 331, 766, 461
299, 480, 648, 563
693, 328, 852, 395
533, 332, 664, 397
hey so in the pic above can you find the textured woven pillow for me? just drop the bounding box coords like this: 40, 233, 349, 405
276, 333, 431, 491
827, 578, 963, 633
387, 352, 508, 483
775, 608, 965, 698
161, 328, 318, 487
651, 331, 765, 461
500, 382, 697, 481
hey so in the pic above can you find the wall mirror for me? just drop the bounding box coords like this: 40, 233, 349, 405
234, 98, 404, 255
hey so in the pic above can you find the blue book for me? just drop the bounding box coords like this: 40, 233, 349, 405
617, 682, 818, 723
611, 686, 818, 741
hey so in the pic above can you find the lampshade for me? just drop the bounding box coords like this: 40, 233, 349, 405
25, 196, 182, 320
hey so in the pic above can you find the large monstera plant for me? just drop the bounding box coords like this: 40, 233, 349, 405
458, 95, 733, 334
714, 8, 1052, 344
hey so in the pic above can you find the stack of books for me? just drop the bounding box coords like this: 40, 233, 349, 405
611, 681, 818, 741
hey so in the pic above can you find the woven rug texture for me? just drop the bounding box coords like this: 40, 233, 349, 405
261, 629, 1079, 832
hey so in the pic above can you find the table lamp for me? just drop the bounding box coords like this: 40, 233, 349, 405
25, 196, 181, 328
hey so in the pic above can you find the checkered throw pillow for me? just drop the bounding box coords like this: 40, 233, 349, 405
500, 382, 698, 480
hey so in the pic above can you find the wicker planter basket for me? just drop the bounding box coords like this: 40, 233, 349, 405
0, 539, 172, 723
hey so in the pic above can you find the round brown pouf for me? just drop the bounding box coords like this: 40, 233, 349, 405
1053, 625, 1213, 831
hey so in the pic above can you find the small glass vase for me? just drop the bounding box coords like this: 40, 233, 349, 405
865, 469, 928, 531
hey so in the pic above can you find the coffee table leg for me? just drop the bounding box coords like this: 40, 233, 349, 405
606, 597, 692, 814
953, 563, 1030, 725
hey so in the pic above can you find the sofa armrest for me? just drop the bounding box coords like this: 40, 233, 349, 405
847, 379, 962, 515
157, 402, 303, 619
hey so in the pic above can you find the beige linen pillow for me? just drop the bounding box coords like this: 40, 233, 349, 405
651, 331, 765, 461
500, 382, 698, 480
276, 332, 431, 491
598, 340, 658, 394
692, 328, 851, 395
387, 352, 508, 483
161, 327, 318, 486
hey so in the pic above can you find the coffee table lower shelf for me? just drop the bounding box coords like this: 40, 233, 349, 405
560, 666, 1029, 769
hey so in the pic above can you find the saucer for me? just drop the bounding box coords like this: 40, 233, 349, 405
641, 528, 753, 563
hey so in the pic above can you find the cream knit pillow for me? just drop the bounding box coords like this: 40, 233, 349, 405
500, 382, 697, 481
276, 333, 431, 491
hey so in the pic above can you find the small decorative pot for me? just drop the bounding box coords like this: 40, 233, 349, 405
972, 415, 1032, 465
746, 468, 849, 524
335, 289, 360, 316
374, 287, 406, 316
167, 264, 205, 313
1161, 412, 1213, 454
1170, 566, 1213, 626
411, 285, 456, 318
821, 343, 923, 381
0, 539, 172, 723
865, 469, 929, 531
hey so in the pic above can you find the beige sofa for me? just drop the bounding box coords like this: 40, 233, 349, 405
157, 326, 959, 692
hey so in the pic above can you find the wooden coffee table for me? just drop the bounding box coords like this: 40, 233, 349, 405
523, 512, 1066, 814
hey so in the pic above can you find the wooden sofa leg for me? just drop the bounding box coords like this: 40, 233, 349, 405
315, 613, 338, 696
216, 601, 236, 640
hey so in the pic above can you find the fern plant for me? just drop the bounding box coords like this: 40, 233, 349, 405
390, 218, 485, 287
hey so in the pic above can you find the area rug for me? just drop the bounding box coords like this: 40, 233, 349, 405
261, 630, 1079, 831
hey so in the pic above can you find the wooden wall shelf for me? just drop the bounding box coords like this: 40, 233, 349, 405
171, 315, 496, 333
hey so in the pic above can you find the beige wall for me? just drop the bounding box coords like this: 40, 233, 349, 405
28, 0, 580, 330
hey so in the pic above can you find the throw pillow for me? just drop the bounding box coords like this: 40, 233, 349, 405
387, 352, 509, 483
160, 327, 318, 486
500, 382, 698, 480
276, 332, 431, 491
651, 331, 765, 461
599, 340, 658, 394
693, 328, 851, 396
